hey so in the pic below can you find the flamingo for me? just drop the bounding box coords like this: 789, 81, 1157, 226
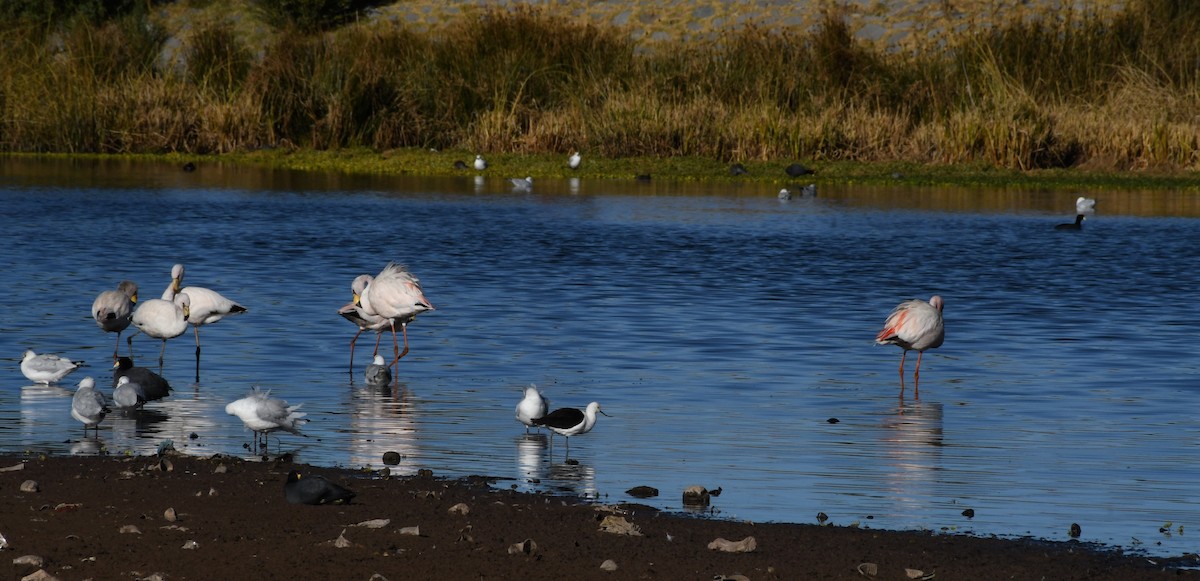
875, 295, 944, 393
357, 263, 434, 368
168, 264, 247, 360
531, 402, 609, 459
92, 280, 138, 358
337, 274, 386, 372
130, 291, 191, 370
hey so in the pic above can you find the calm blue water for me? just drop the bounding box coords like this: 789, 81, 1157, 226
2, 158, 1198, 557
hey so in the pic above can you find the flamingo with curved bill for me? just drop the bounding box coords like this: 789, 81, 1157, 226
875, 295, 944, 394
356, 262, 435, 368
338, 274, 386, 372
92, 280, 138, 358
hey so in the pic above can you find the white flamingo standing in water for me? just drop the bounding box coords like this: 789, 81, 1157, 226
356, 262, 435, 369
130, 290, 191, 370
165, 263, 247, 360
875, 295, 944, 395
338, 274, 387, 373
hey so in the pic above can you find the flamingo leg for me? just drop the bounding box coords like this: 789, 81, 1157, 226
348, 328, 363, 372
913, 351, 924, 397
112, 332, 122, 359
898, 350, 908, 377
158, 340, 167, 372
388, 322, 410, 368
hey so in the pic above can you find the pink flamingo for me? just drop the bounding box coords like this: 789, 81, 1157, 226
875, 295, 944, 393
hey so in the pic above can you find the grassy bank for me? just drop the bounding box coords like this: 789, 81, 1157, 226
2, 0, 1200, 182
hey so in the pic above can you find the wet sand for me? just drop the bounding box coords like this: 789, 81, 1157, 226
1, 453, 1194, 580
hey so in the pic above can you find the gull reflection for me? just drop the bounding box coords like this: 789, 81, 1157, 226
473, 175, 485, 194
347, 381, 420, 474
19, 383, 73, 444
569, 177, 580, 195
516, 433, 548, 482
70, 434, 105, 455
106, 408, 171, 450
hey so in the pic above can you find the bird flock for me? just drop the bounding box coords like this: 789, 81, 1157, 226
19, 193, 1093, 458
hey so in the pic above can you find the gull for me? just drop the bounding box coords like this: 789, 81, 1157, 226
71, 376, 109, 434
131, 291, 191, 369
516, 384, 549, 433
1076, 196, 1096, 214
92, 280, 138, 358
112, 376, 147, 409
365, 354, 392, 386
21, 349, 83, 385
531, 402, 609, 459
1055, 214, 1085, 230
225, 387, 307, 453
875, 295, 945, 395
568, 151, 582, 169
474, 155, 487, 170
170, 263, 248, 360
112, 357, 171, 404
284, 470, 356, 505
337, 274, 387, 372
356, 262, 435, 367
510, 176, 533, 191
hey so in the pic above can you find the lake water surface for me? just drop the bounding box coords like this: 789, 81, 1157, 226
2, 158, 1198, 557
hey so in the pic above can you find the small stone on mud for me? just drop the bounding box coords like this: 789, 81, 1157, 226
448, 503, 470, 515
164, 507, 178, 522
416, 468, 433, 478
12, 555, 44, 568
1069, 523, 1082, 538
158, 458, 173, 472
207, 487, 218, 497
626, 486, 659, 498
213, 464, 227, 474
20, 480, 39, 493
600, 559, 618, 571
181, 540, 199, 550
382, 451, 401, 465
857, 562, 879, 576
20, 570, 59, 581
353, 519, 390, 529
905, 568, 928, 579
599, 515, 642, 536
333, 529, 353, 548
715, 575, 751, 581
707, 536, 756, 553
961, 508, 974, 518
399, 526, 420, 536
508, 538, 537, 555
119, 525, 142, 534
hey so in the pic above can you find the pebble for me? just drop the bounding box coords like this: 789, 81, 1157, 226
334, 529, 353, 548
448, 503, 470, 515
19, 480, 39, 493
181, 540, 199, 550
598, 515, 642, 536
164, 507, 178, 522
399, 526, 420, 536
213, 464, 227, 474
21, 570, 59, 581
508, 538, 537, 555
707, 536, 757, 553
12, 555, 44, 568
600, 559, 618, 571
625, 486, 659, 498
961, 508, 975, 518
1069, 523, 1082, 538
353, 519, 390, 529
119, 525, 142, 534
382, 451, 401, 465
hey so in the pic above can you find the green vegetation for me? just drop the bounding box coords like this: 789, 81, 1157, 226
2, 0, 1199, 185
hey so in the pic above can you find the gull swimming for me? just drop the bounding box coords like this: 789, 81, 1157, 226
516, 384, 549, 433
510, 176, 533, 191
21, 349, 83, 385
531, 401, 609, 458
474, 155, 487, 170
225, 387, 307, 452
568, 151, 581, 169
338, 274, 387, 372
356, 262, 435, 367
365, 354, 392, 385
875, 295, 945, 395
1076, 196, 1096, 214
92, 280, 138, 357
284, 470, 357, 505
71, 376, 109, 433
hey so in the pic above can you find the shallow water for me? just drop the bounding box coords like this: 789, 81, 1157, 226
2, 158, 1199, 556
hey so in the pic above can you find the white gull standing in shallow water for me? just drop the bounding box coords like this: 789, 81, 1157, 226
515, 384, 549, 433
356, 262, 435, 367
225, 387, 307, 453
21, 349, 83, 385
91, 280, 138, 358
875, 295, 945, 395
365, 354, 392, 385
71, 376, 108, 434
